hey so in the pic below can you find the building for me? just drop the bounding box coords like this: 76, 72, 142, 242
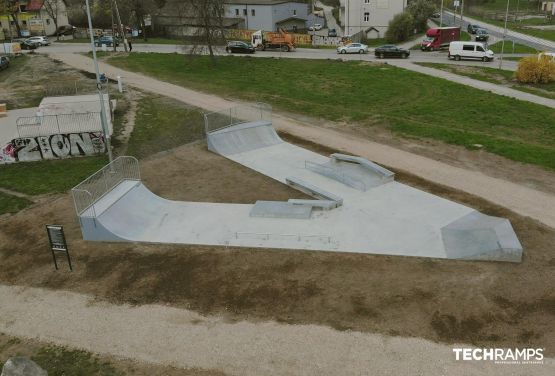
224, 0, 309, 32
339, 0, 406, 39
1, 0, 69, 38
541, 1, 555, 15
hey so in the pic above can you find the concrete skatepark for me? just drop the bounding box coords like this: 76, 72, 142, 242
72, 103, 523, 262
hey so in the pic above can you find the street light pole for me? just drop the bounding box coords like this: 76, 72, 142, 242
85, 0, 113, 163
498, 0, 510, 70
439, 0, 444, 28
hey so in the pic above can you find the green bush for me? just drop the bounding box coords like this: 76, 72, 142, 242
386, 12, 415, 43
407, 0, 436, 32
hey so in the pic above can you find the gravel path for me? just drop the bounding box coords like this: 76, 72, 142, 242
50, 52, 555, 229
1, 285, 552, 375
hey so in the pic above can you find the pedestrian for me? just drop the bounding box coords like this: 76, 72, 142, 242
128, 38, 132, 52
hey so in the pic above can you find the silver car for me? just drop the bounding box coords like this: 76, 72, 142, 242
25, 36, 50, 46
337, 43, 368, 54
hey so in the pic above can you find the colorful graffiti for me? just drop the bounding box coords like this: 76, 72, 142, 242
0, 132, 105, 164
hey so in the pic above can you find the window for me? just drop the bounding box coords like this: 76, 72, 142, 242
251, 9, 255, 16
293, 9, 297, 15
46, 19, 51, 25
476, 46, 484, 52
365, 0, 370, 3
462, 45, 474, 51
243, 9, 247, 16
235, 8, 239, 16
22, 20, 27, 25
364, 12, 369, 22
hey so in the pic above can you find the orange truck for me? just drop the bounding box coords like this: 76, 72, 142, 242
251, 28, 295, 52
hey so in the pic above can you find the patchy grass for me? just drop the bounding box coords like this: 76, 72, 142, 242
488, 41, 539, 54
0, 157, 108, 195
416, 62, 555, 100
32, 346, 122, 376
107, 53, 555, 170
0, 192, 32, 215
127, 95, 205, 159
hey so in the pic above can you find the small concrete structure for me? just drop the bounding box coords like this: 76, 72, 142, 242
73, 104, 523, 262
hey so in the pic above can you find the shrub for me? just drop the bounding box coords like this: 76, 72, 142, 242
407, 0, 436, 32
516, 55, 555, 84
385, 12, 415, 43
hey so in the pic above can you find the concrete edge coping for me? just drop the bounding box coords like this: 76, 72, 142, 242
285, 176, 343, 206
331, 153, 395, 179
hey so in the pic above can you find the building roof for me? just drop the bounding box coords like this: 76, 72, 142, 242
26, 0, 45, 11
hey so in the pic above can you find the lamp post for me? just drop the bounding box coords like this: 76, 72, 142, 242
498, 0, 510, 70
85, 0, 113, 163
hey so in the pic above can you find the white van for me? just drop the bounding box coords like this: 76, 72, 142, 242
448, 41, 494, 62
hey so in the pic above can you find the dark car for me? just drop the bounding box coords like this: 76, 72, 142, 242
19, 40, 39, 50
475, 28, 489, 42
467, 24, 481, 34
374, 45, 410, 59
95, 36, 120, 47
0, 56, 9, 71
328, 28, 337, 37
225, 41, 255, 54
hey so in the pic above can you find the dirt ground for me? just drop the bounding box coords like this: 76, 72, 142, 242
0, 139, 553, 357
0, 333, 226, 376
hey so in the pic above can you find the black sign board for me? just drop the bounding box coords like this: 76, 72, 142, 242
46, 225, 72, 271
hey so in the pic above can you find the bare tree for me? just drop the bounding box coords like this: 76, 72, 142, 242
43, 0, 62, 39
1, 0, 22, 37
120, 0, 165, 41
182, 0, 226, 64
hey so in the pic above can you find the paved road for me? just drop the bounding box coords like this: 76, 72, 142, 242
441, 10, 555, 52
316, 0, 343, 37
41, 42, 520, 71
51, 52, 555, 229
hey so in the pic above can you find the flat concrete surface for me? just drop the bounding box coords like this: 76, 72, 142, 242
0, 107, 37, 145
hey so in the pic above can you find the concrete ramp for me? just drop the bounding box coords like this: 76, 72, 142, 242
207, 120, 282, 155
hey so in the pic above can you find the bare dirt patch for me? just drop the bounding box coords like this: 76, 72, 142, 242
0, 140, 554, 356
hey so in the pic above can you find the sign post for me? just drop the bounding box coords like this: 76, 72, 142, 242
46, 225, 72, 271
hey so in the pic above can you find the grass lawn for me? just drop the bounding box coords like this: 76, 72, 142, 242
488, 41, 538, 54
127, 95, 205, 159
0, 192, 32, 215
0, 157, 108, 195
416, 62, 555, 101
106, 54, 555, 170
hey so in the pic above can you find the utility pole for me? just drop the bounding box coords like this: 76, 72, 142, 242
85, 0, 113, 163
111, 1, 117, 52
112, 0, 128, 52
499, 0, 510, 70
460, 0, 464, 28
439, 0, 444, 28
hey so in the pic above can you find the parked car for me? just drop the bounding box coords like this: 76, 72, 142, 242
25, 36, 50, 46
19, 40, 39, 50
225, 41, 255, 54
374, 45, 410, 59
0, 56, 9, 71
475, 28, 489, 42
431, 12, 441, 19
337, 43, 368, 54
56, 24, 76, 36
467, 24, 481, 34
328, 28, 337, 37
308, 24, 323, 31
448, 41, 494, 62
95, 36, 120, 47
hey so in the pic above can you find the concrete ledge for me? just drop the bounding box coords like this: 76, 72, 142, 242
288, 199, 339, 210
331, 153, 395, 180
250, 200, 313, 219
285, 176, 343, 206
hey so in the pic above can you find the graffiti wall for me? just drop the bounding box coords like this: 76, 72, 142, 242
0, 132, 106, 164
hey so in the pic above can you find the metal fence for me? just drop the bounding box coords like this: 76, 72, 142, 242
204, 102, 272, 134
44, 81, 112, 97
16, 112, 103, 138
71, 156, 140, 217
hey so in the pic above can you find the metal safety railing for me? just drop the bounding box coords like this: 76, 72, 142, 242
203, 102, 272, 134
71, 156, 140, 217
16, 112, 103, 138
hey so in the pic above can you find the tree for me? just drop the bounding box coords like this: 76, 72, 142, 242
385, 12, 414, 43
181, 0, 226, 65
120, 0, 165, 41
43, 0, 62, 39
406, 0, 436, 33
1, 0, 22, 37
